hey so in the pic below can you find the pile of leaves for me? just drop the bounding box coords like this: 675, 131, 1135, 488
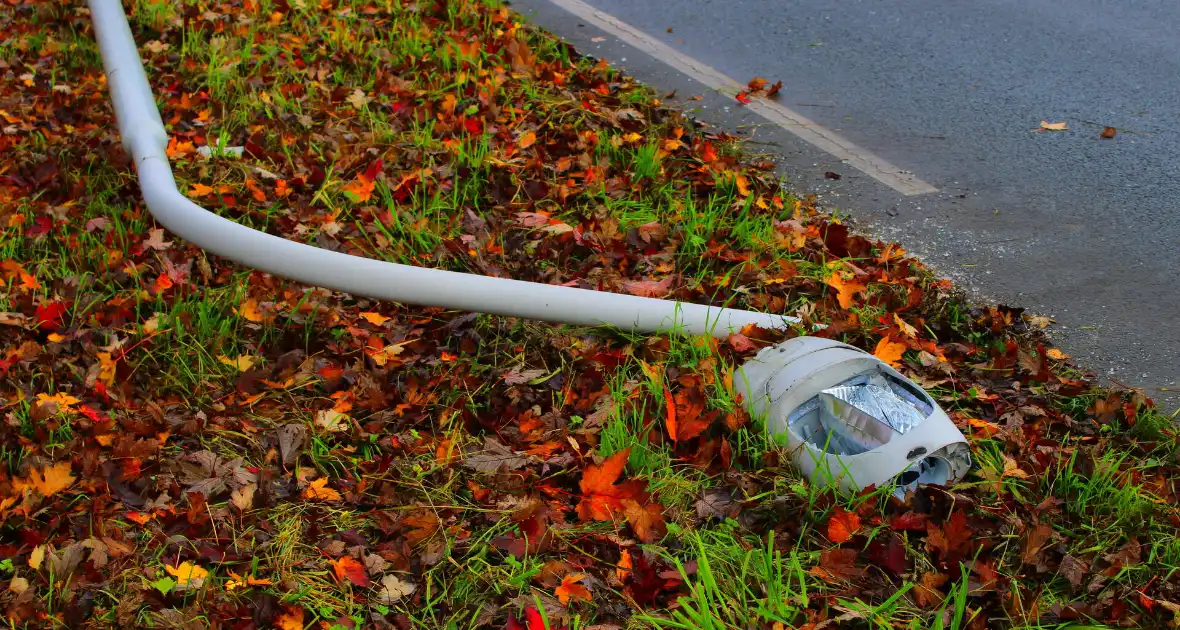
1, 0, 1178, 628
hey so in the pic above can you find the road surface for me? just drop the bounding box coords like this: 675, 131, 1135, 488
513, 0, 1180, 410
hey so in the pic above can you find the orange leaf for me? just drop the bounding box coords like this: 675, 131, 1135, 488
518, 131, 537, 149
826, 506, 861, 543
237, 299, 264, 323
343, 174, 375, 203
664, 388, 677, 444
274, 605, 305, 630
555, 573, 592, 605
579, 449, 630, 495
302, 477, 342, 502
826, 273, 866, 309
359, 311, 390, 326
332, 555, 371, 587
577, 449, 634, 522
188, 183, 215, 197
873, 337, 906, 367
616, 549, 632, 582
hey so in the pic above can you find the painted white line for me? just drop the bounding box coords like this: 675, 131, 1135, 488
544, 0, 938, 196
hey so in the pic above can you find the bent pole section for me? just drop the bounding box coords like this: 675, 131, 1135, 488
88, 0, 797, 337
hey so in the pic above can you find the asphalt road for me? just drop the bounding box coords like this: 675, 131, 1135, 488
513, 0, 1180, 410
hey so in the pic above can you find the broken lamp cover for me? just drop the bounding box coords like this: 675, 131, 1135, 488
738, 337, 972, 496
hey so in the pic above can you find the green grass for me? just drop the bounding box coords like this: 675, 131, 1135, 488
0, 0, 1177, 629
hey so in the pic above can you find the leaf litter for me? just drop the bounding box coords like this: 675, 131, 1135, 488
0, 0, 1177, 628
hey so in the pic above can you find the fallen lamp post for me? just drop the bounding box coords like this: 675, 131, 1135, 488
88, 0, 971, 495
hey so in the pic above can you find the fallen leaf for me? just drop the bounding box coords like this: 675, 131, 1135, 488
1046, 348, 1069, 360
359, 311, 390, 326
827, 506, 861, 543
274, 605, 304, 630
809, 548, 864, 581
1038, 120, 1068, 131
164, 562, 209, 589
826, 272, 866, 309
14, 461, 76, 497
1060, 554, 1089, 587
555, 573, 592, 605
664, 388, 677, 444
519, 131, 537, 149
302, 477, 342, 502
29, 545, 45, 570
217, 355, 256, 371
189, 183, 215, 197
893, 313, 919, 338
577, 449, 634, 521
464, 437, 530, 473
873, 337, 907, 367
237, 299, 264, 323
230, 483, 256, 511
142, 229, 173, 252
747, 77, 768, 91
1100, 126, 1117, 139
333, 555, 371, 587
623, 498, 667, 543
375, 574, 417, 604
622, 277, 674, 298
343, 174, 376, 203
926, 511, 973, 561
915, 572, 949, 608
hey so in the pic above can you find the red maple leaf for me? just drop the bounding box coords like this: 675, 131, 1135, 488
35, 300, 68, 330
735, 91, 752, 105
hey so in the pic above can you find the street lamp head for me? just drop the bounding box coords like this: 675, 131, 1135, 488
738, 337, 972, 496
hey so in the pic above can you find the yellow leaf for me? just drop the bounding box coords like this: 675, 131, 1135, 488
873, 337, 907, 367
622, 132, 643, 144
518, 131, 537, 149
13, 462, 76, 500
1046, 348, 1069, 360
735, 174, 751, 197
359, 311, 390, 326
217, 355, 256, 372
302, 477, 342, 502
1039, 120, 1068, 131
47, 333, 66, 343
29, 545, 45, 570
893, 313, 919, 339
96, 352, 117, 387
164, 562, 209, 587
237, 299, 264, 323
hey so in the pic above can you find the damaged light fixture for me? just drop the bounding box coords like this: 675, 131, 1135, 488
738, 337, 972, 496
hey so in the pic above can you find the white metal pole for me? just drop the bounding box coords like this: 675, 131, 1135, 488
87, 0, 797, 337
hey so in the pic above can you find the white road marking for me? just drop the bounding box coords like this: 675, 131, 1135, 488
543, 0, 938, 196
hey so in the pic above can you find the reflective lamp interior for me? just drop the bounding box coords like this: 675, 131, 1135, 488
786, 369, 969, 491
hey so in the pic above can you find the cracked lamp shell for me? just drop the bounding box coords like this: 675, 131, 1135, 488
737, 337, 972, 495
